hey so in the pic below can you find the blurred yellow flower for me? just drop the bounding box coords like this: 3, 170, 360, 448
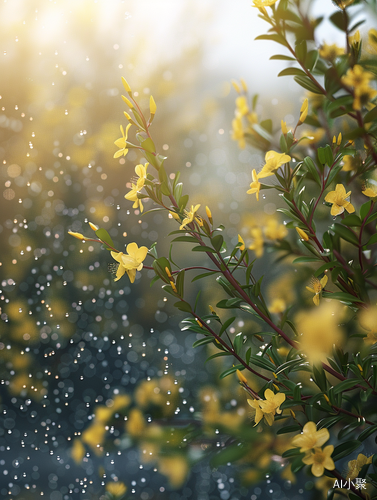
247, 388, 285, 426
126, 408, 146, 437
235, 95, 249, 117
269, 298, 286, 314
347, 453, 373, 480
324, 184, 355, 216
359, 305, 377, 345
114, 123, 132, 158
158, 455, 189, 488
306, 275, 328, 306
82, 423, 106, 454
231, 116, 245, 149
111, 242, 148, 283
258, 150, 291, 179
367, 28, 377, 54
180, 204, 201, 230
106, 481, 127, 498
248, 226, 264, 257
252, 0, 278, 7
302, 446, 335, 477
349, 30, 360, 48
264, 218, 287, 240
342, 155, 357, 171
299, 128, 325, 145
342, 65, 377, 110
247, 169, 261, 200
71, 438, 85, 464
296, 302, 344, 364
319, 43, 344, 59
291, 422, 329, 452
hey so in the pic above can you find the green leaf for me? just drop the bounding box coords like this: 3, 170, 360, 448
192, 337, 214, 348
330, 223, 359, 246
282, 448, 304, 459
251, 123, 273, 142
192, 245, 217, 253
277, 425, 302, 435
174, 301, 192, 313
292, 256, 321, 264
246, 347, 251, 365
333, 378, 358, 395
220, 364, 244, 379
220, 317, 236, 335
303, 156, 321, 186
171, 236, 197, 243
254, 34, 288, 47
270, 54, 295, 61
341, 214, 362, 227
160, 182, 171, 196
332, 440, 360, 462
358, 424, 377, 442
95, 228, 114, 249
366, 233, 377, 247
322, 292, 361, 303
294, 75, 323, 94
205, 352, 231, 363
191, 271, 218, 283
364, 105, 377, 124
211, 234, 224, 252
210, 441, 249, 467
329, 10, 348, 31
233, 332, 243, 354
312, 364, 327, 392
360, 200, 372, 220
140, 137, 156, 153
176, 270, 185, 296
278, 67, 307, 78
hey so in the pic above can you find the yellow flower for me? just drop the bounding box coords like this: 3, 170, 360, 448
347, 454, 373, 480
247, 388, 285, 426
231, 116, 245, 149
71, 438, 85, 464
236, 369, 248, 384
296, 227, 309, 241
319, 43, 344, 60
264, 219, 287, 240
126, 408, 146, 437
252, 0, 278, 7
306, 275, 328, 306
367, 28, 377, 54
247, 169, 261, 200
298, 98, 308, 124
111, 242, 148, 283
238, 234, 245, 251
124, 163, 148, 212
299, 128, 325, 145
114, 123, 132, 159
248, 226, 264, 257
68, 231, 86, 240
106, 481, 127, 498
296, 302, 344, 364
258, 151, 291, 179
269, 298, 286, 314
354, 84, 377, 110
324, 184, 355, 216
149, 95, 156, 115
158, 455, 189, 489
343, 65, 372, 88
342, 155, 357, 172
362, 181, 377, 198
235, 95, 249, 117
292, 422, 330, 452
302, 446, 335, 477
179, 204, 201, 230
281, 120, 288, 135
359, 305, 377, 345
82, 423, 106, 453
349, 30, 361, 48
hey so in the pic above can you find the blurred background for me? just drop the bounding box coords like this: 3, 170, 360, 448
0, 0, 353, 499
